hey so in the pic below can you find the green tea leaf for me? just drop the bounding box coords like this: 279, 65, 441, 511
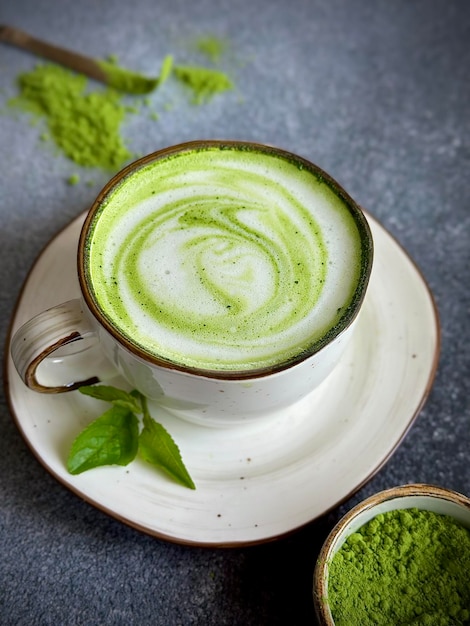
139, 411, 196, 490
79, 384, 141, 414
67, 405, 139, 474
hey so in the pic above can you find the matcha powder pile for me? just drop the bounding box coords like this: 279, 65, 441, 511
9, 63, 134, 171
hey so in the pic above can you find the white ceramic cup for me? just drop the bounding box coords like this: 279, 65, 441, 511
11, 141, 373, 427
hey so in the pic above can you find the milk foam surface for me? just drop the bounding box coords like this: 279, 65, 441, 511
86, 146, 365, 371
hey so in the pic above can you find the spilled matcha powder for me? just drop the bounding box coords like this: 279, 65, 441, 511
9, 63, 133, 170
174, 65, 233, 104
67, 173, 80, 186
194, 35, 228, 63
327, 508, 470, 625
6, 35, 237, 172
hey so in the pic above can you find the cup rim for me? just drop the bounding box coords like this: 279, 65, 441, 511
78, 139, 374, 380
313, 483, 470, 625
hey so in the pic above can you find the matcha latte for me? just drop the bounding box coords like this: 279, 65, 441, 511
82, 143, 371, 374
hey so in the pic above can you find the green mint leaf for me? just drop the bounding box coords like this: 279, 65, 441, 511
139, 408, 196, 490
67, 405, 139, 474
79, 384, 141, 414
72, 386, 196, 489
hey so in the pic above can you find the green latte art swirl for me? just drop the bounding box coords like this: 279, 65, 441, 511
86, 146, 366, 371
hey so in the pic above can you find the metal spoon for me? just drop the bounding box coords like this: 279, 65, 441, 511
0, 24, 168, 94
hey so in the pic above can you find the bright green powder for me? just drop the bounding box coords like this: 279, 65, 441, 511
327, 508, 470, 625
67, 173, 80, 186
174, 65, 233, 104
9, 63, 132, 170
195, 35, 228, 63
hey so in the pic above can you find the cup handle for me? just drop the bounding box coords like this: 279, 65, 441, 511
10, 298, 103, 393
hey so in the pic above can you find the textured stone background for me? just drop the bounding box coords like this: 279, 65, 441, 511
1, 1, 469, 624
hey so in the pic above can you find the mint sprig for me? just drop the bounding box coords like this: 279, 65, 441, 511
67, 385, 196, 490
139, 394, 196, 490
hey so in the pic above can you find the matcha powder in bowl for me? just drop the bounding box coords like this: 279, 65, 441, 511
9, 63, 134, 170
314, 485, 470, 626
328, 509, 470, 624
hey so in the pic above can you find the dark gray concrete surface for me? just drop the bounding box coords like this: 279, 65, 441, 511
1, 1, 469, 624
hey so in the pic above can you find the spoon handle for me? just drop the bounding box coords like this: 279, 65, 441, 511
0, 23, 107, 83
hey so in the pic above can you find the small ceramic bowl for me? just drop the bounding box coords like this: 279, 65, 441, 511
313, 483, 470, 625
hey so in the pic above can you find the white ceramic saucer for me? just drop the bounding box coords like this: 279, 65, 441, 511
5, 212, 439, 547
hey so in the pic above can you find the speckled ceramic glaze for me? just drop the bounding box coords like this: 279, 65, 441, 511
313, 484, 470, 625
10, 140, 373, 426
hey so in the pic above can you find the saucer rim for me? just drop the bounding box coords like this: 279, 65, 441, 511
3, 210, 440, 547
